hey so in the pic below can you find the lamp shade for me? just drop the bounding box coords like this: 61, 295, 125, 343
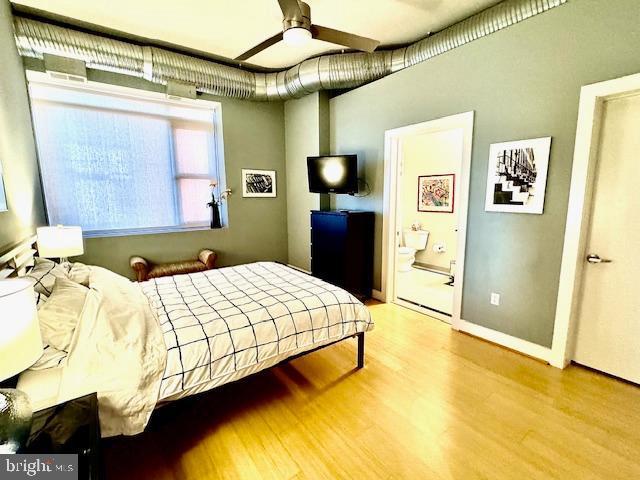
0, 279, 43, 381
37, 225, 84, 258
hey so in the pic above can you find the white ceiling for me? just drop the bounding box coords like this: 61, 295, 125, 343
12, 0, 501, 69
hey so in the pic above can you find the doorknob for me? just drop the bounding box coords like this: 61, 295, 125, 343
586, 254, 612, 264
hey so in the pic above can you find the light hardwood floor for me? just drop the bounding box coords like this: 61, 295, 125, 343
103, 302, 640, 480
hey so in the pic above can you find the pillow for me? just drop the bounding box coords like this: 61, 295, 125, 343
32, 294, 69, 370
31, 344, 68, 370
26, 257, 70, 296
38, 277, 89, 352
67, 262, 91, 287
34, 290, 48, 308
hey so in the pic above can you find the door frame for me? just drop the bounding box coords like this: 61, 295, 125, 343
550, 73, 640, 368
381, 111, 474, 329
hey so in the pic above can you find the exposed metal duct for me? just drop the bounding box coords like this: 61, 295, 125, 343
13, 0, 567, 102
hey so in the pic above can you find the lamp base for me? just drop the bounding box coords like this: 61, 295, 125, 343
0, 388, 33, 454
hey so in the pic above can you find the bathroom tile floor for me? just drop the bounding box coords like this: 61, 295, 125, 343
396, 267, 453, 316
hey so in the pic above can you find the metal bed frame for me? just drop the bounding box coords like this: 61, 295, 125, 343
281, 332, 365, 369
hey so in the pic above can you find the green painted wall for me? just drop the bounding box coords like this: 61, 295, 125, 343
284, 92, 329, 271
0, 0, 45, 250
23, 61, 287, 278
330, 0, 640, 347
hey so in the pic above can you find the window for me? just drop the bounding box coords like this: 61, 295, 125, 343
28, 74, 225, 237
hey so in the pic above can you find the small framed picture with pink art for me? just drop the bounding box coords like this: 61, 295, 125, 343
417, 174, 455, 213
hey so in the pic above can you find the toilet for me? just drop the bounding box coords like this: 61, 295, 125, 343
397, 230, 429, 272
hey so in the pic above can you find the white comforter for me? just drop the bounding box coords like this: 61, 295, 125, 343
29, 262, 373, 437
58, 266, 167, 437
139, 262, 374, 402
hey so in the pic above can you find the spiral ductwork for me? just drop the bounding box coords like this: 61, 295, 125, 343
13, 0, 567, 101
14, 15, 146, 78
149, 48, 257, 100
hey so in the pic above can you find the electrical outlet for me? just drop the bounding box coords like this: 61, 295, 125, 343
490, 292, 500, 306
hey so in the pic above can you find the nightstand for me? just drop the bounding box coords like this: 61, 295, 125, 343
19, 393, 101, 480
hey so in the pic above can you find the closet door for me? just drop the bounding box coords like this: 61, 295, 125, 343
573, 93, 640, 384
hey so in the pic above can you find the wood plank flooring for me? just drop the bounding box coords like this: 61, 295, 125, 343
103, 301, 640, 479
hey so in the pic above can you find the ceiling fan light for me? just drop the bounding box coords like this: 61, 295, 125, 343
283, 27, 312, 46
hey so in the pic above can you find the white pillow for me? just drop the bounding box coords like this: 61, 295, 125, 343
26, 257, 70, 296
31, 290, 66, 370
67, 262, 91, 287
38, 277, 89, 352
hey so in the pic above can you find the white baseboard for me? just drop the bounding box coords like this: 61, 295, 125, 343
456, 319, 552, 364
371, 289, 385, 302
549, 356, 571, 369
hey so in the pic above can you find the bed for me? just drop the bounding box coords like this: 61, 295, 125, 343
1, 237, 374, 437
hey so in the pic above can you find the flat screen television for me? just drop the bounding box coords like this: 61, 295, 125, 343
307, 155, 358, 194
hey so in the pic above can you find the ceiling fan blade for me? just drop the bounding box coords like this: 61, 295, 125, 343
235, 32, 284, 61
277, 0, 303, 19
311, 25, 380, 53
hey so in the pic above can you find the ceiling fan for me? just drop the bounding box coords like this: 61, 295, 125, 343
235, 0, 380, 61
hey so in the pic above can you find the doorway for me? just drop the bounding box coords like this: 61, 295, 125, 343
382, 112, 474, 326
551, 73, 640, 380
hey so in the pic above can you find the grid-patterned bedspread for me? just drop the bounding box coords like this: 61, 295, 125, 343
139, 262, 373, 400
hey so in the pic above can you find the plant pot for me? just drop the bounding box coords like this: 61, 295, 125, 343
210, 203, 222, 229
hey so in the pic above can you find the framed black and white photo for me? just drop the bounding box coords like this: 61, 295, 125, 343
242, 169, 277, 197
484, 137, 551, 214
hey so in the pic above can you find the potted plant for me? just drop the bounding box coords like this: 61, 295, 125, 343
207, 179, 231, 229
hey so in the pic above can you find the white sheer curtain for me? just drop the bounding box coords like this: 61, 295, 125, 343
32, 102, 180, 232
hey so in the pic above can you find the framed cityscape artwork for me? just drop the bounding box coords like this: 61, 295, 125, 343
484, 137, 551, 214
242, 169, 277, 198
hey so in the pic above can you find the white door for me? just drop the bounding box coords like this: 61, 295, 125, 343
573, 92, 640, 384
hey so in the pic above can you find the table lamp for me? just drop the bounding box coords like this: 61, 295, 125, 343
37, 225, 84, 263
0, 278, 43, 454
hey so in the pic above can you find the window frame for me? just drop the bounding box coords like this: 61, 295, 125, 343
26, 70, 227, 238
171, 119, 220, 228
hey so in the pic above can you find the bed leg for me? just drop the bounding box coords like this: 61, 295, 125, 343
357, 333, 365, 368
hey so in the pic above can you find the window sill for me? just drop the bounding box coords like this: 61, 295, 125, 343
83, 224, 227, 239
